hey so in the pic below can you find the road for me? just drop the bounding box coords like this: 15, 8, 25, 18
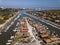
0, 10, 60, 45
25, 18, 40, 45
23, 12, 60, 36
25, 13, 60, 29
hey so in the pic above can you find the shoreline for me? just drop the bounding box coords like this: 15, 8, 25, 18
0, 11, 20, 34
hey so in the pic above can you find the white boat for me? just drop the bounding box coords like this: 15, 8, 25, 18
8, 40, 12, 43
6, 42, 11, 45
46, 27, 49, 29
10, 36, 14, 39
13, 29, 17, 32
16, 22, 19, 26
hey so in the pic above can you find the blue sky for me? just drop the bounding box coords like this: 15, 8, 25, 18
0, 0, 60, 8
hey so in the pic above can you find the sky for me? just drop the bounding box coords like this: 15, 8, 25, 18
0, 0, 60, 8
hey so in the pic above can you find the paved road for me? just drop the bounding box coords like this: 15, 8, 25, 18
23, 12, 60, 36
0, 10, 60, 45
25, 13, 60, 29
25, 18, 40, 45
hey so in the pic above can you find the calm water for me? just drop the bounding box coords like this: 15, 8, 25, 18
0, 10, 60, 45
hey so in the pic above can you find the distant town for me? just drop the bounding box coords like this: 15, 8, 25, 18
0, 8, 60, 45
